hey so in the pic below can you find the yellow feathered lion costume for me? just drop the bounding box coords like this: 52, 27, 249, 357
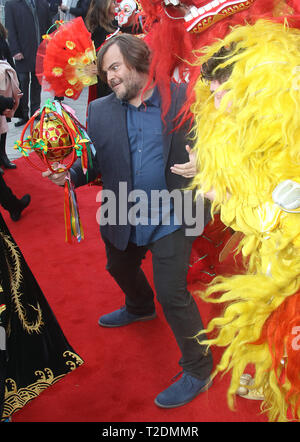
191, 20, 300, 422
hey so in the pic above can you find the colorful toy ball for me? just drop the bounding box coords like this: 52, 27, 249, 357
15, 99, 93, 174
15, 99, 95, 244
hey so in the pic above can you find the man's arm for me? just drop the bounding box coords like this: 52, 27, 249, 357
70, 100, 101, 187
5, 3, 23, 59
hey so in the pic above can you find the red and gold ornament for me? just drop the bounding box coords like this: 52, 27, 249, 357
15, 100, 94, 243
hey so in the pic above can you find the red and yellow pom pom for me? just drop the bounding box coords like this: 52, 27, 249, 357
36, 17, 97, 100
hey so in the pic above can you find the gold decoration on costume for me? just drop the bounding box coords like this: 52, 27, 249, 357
189, 0, 255, 34
1, 352, 84, 421
1, 233, 43, 334
63, 350, 84, 370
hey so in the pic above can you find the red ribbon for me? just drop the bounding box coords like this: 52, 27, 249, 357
64, 180, 72, 244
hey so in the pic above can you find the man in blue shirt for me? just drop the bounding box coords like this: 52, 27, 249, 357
44, 34, 213, 409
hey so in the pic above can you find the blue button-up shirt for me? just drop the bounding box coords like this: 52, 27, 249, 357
123, 87, 181, 246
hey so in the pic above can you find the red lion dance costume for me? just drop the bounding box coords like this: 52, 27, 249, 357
139, 0, 300, 421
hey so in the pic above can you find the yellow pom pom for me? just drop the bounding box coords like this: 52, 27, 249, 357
65, 88, 74, 97
81, 56, 90, 65
68, 57, 76, 66
52, 67, 63, 77
66, 40, 76, 50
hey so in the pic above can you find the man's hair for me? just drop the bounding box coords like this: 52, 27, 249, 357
201, 44, 237, 83
97, 34, 151, 83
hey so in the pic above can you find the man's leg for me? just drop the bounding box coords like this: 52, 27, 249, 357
150, 229, 213, 379
30, 72, 42, 116
0, 175, 31, 221
103, 239, 155, 316
0, 174, 21, 212
16, 72, 29, 120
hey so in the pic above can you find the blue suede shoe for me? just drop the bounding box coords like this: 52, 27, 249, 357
98, 306, 156, 327
154, 372, 212, 408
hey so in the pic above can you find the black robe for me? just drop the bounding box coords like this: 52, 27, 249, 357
0, 213, 83, 421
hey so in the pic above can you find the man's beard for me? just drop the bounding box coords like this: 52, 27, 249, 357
112, 74, 144, 102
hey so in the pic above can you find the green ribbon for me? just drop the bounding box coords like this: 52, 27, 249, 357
32, 138, 47, 154
14, 139, 32, 157
40, 98, 57, 113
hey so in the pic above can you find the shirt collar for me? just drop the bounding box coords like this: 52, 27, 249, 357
121, 85, 161, 108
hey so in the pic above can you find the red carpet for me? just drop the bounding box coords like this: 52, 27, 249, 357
1, 156, 268, 422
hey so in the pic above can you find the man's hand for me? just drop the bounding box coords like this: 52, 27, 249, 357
13, 53, 24, 61
2, 108, 14, 118
59, 5, 68, 12
170, 145, 197, 178
42, 162, 69, 187
204, 189, 216, 201
84, 63, 98, 76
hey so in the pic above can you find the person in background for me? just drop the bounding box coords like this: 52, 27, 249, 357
0, 21, 17, 170
58, 0, 76, 21
47, 0, 62, 23
116, 0, 144, 33
85, 0, 143, 101
0, 174, 30, 222
0, 208, 83, 422
59, 0, 91, 20
0, 94, 30, 221
5, 0, 52, 128
85, 0, 118, 100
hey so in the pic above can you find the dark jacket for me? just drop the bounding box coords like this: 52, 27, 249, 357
0, 96, 14, 114
47, 0, 61, 13
69, 0, 91, 19
5, 0, 51, 73
71, 84, 198, 250
0, 35, 14, 68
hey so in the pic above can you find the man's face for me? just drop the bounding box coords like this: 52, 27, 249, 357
102, 44, 145, 102
210, 79, 228, 109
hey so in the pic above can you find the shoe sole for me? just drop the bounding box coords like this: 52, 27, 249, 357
154, 379, 212, 409
98, 313, 156, 328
